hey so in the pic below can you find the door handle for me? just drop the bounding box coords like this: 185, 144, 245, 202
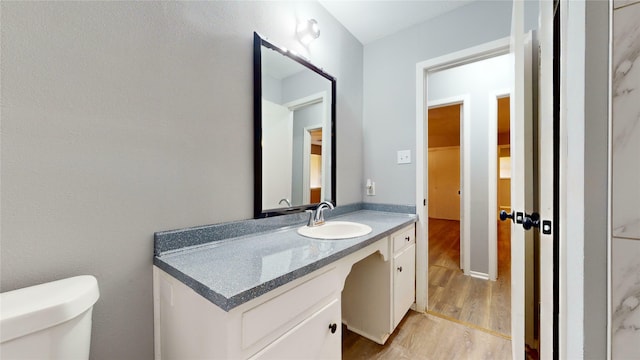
499, 210, 515, 223
522, 212, 540, 231
505, 210, 552, 234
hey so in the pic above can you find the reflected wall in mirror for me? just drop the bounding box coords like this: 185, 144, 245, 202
254, 32, 336, 218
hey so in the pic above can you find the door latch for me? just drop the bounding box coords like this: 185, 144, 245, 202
501, 210, 552, 235
522, 212, 552, 235
541, 220, 552, 235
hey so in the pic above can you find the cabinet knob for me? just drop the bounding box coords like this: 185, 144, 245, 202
405, 236, 410, 241
329, 323, 337, 334
397, 266, 403, 272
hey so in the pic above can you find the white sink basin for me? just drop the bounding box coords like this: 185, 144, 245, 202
297, 221, 373, 240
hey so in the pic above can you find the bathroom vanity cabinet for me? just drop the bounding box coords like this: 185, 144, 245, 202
392, 226, 416, 329
341, 224, 415, 343
153, 212, 415, 359
154, 264, 345, 359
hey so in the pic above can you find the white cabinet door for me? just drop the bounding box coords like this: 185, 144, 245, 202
393, 244, 416, 329
250, 299, 341, 360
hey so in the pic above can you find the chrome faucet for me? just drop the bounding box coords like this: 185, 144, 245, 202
279, 198, 291, 207
306, 201, 335, 227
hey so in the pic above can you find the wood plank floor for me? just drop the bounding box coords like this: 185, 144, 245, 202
342, 219, 512, 359
428, 218, 511, 336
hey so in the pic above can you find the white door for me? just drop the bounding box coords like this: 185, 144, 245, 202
510, 1, 555, 359
535, 1, 555, 358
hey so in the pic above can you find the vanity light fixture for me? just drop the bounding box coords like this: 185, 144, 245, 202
297, 19, 320, 45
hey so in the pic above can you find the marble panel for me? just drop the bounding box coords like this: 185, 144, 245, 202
612, 3, 640, 239
614, 0, 640, 10
612, 237, 640, 359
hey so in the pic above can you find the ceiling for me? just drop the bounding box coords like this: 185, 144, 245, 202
319, 0, 475, 44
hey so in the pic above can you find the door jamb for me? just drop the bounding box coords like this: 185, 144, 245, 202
489, 90, 513, 281
302, 125, 323, 204
427, 97, 470, 276
415, 36, 510, 312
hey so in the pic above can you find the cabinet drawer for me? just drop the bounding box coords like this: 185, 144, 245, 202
249, 298, 341, 360
242, 268, 338, 350
392, 225, 415, 253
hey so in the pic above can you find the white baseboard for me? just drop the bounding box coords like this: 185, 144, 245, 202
469, 270, 490, 280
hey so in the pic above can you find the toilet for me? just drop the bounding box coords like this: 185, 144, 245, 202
0, 275, 99, 359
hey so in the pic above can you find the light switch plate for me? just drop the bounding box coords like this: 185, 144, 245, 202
397, 150, 411, 164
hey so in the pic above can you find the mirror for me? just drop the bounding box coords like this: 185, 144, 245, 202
254, 32, 336, 218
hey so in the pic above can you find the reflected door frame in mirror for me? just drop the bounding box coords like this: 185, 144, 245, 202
253, 32, 336, 218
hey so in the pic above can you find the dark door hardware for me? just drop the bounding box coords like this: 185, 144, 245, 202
499, 210, 515, 222
522, 212, 541, 230
501, 210, 552, 234
329, 323, 337, 334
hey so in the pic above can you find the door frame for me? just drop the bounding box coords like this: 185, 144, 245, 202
284, 91, 329, 204
489, 90, 513, 281
415, 37, 510, 312
427, 97, 470, 276
302, 125, 323, 204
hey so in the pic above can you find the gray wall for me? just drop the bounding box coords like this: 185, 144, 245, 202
262, 73, 283, 104
362, 0, 538, 206
0, 2, 363, 359
282, 69, 331, 105
427, 54, 512, 274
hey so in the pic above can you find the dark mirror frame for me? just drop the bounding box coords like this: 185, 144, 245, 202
253, 32, 337, 218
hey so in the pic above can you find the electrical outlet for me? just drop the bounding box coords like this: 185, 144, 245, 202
366, 181, 376, 196
397, 150, 411, 164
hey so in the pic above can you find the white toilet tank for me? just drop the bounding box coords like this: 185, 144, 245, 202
0, 275, 100, 359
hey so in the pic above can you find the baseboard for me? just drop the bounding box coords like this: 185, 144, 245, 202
469, 270, 490, 280
343, 323, 390, 345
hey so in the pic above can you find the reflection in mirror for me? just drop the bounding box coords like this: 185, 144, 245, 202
254, 32, 336, 218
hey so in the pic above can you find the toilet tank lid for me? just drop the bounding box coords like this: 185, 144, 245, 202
0, 275, 99, 343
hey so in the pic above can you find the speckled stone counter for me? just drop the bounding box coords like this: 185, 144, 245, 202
153, 210, 416, 312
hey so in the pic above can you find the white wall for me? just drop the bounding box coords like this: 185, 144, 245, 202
561, 1, 609, 357
427, 54, 512, 275
0, 2, 363, 359
362, 0, 538, 207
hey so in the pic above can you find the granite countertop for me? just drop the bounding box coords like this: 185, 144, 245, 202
154, 210, 416, 312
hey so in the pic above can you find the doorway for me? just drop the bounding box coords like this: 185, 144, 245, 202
306, 128, 323, 203
427, 102, 462, 274
415, 35, 515, 351
426, 98, 513, 337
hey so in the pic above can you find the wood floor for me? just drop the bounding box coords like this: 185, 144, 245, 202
342, 219, 512, 359
428, 218, 511, 336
